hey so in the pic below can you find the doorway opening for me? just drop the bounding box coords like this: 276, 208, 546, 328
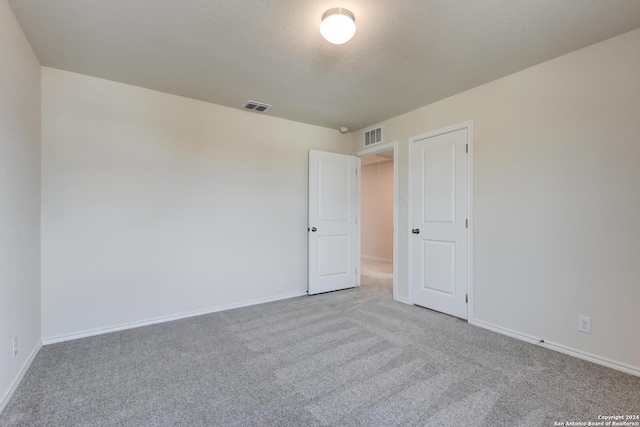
357, 142, 398, 299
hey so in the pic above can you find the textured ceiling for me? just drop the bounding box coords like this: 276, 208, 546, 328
8, 0, 640, 131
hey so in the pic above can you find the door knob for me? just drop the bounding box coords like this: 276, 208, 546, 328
311, 227, 317, 232
412, 228, 420, 234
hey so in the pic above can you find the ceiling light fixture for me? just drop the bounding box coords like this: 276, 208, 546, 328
320, 8, 356, 45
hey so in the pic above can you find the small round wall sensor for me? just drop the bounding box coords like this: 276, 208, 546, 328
339, 127, 349, 134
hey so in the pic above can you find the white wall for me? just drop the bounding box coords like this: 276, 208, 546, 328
361, 161, 393, 262
352, 29, 640, 371
0, 0, 41, 408
41, 67, 350, 340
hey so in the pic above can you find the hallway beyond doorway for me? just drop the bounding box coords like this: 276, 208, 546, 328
360, 258, 392, 297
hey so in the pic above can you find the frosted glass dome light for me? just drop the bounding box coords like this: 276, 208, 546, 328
320, 8, 356, 45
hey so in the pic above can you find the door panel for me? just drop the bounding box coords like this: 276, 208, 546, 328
319, 161, 350, 221
309, 150, 359, 295
412, 128, 468, 319
318, 235, 350, 276
422, 240, 455, 295
422, 142, 455, 224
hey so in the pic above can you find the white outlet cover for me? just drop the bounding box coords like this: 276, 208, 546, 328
578, 315, 592, 334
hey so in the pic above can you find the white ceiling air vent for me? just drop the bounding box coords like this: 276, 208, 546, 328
243, 100, 272, 112
364, 126, 383, 146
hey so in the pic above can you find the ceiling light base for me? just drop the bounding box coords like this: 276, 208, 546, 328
320, 8, 356, 45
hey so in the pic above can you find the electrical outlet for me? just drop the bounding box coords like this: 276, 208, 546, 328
13, 336, 18, 357
280, 274, 287, 285
577, 315, 592, 334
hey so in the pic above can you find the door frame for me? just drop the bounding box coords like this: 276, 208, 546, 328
408, 121, 474, 321
356, 141, 399, 301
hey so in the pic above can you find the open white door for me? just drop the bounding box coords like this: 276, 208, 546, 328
308, 150, 359, 295
411, 127, 469, 319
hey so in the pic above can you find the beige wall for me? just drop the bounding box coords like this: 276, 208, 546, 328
351, 29, 640, 371
361, 161, 393, 262
0, 0, 41, 408
41, 67, 350, 340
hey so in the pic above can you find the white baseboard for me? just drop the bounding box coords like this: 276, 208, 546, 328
394, 296, 411, 305
362, 255, 393, 263
0, 341, 42, 415
42, 291, 308, 345
470, 318, 640, 377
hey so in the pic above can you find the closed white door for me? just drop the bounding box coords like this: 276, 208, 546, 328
308, 150, 359, 295
411, 128, 469, 319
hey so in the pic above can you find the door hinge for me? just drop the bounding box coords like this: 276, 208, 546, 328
465, 219, 468, 228
466, 144, 468, 154
466, 294, 468, 303
355, 268, 358, 275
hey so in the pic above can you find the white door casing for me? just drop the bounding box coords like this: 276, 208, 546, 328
410, 126, 469, 319
308, 150, 359, 295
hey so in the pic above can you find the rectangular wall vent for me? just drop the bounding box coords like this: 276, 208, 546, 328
243, 100, 272, 112
364, 126, 383, 146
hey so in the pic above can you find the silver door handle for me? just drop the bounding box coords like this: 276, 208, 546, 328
311, 227, 317, 232
412, 228, 420, 234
